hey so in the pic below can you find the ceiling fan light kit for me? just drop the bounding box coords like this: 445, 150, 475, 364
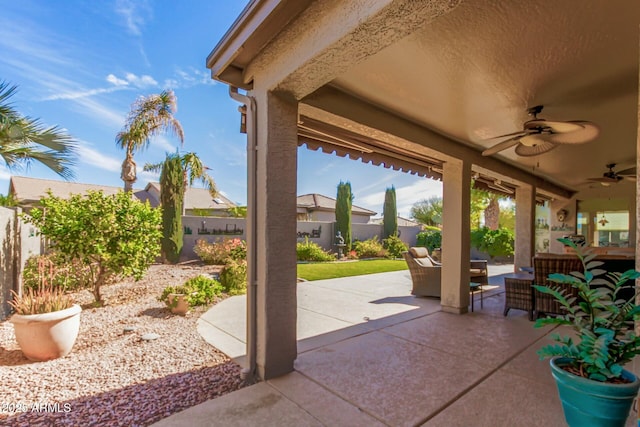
482, 105, 599, 157
514, 140, 558, 157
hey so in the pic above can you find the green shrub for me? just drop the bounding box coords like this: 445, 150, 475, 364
383, 234, 407, 258
353, 236, 388, 258
471, 227, 514, 258
23, 253, 94, 292
296, 238, 336, 262
195, 238, 247, 265
159, 275, 223, 308
22, 190, 162, 305
416, 229, 442, 252
220, 259, 248, 295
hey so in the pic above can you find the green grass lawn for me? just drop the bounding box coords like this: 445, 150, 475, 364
297, 259, 408, 281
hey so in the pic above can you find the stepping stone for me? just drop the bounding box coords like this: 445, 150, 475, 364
141, 333, 160, 341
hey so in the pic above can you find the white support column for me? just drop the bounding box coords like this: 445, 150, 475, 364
441, 159, 471, 314
252, 89, 298, 379
515, 185, 536, 272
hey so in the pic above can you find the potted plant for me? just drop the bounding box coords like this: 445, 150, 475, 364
534, 238, 640, 426
159, 275, 221, 315
160, 285, 191, 315
9, 284, 81, 362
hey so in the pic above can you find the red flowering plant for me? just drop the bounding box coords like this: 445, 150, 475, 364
195, 238, 247, 265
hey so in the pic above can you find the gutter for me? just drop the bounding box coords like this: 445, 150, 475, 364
229, 87, 258, 383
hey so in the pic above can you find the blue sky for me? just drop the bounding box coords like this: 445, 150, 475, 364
0, 0, 442, 217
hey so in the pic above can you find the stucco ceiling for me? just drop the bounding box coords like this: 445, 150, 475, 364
330, 0, 639, 195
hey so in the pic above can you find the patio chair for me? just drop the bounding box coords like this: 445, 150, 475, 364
403, 248, 490, 298
402, 248, 441, 297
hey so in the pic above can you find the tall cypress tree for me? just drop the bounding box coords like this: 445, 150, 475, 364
159, 153, 184, 263
383, 186, 398, 238
335, 181, 353, 251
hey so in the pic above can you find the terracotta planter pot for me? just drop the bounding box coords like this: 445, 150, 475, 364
10, 304, 82, 362
168, 294, 189, 315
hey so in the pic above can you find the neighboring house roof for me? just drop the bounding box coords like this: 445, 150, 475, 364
144, 182, 237, 211
8, 176, 146, 207
9, 176, 238, 212
296, 193, 376, 216
370, 216, 423, 227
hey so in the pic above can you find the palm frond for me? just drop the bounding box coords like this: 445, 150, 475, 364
0, 82, 76, 179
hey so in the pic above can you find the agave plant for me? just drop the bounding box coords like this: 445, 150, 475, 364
534, 238, 640, 382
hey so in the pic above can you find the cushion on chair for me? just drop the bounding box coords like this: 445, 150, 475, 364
409, 247, 430, 258
415, 257, 434, 267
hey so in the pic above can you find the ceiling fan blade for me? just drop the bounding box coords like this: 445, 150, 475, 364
542, 121, 585, 133
617, 166, 636, 176
481, 137, 520, 156
588, 176, 622, 183
547, 121, 599, 144
485, 130, 527, 140
514, 140, 558, 157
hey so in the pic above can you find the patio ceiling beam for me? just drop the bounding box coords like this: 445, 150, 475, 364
302, 85, 574, 199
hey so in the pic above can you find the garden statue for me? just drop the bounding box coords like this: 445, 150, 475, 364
335, 231, 346, 259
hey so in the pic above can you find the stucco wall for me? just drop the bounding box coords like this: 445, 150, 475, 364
182, 216, 246, 260
181, 216, 421, 260
0, 207, 41, 320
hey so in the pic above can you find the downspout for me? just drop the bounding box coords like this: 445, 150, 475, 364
229, 86, 258, 383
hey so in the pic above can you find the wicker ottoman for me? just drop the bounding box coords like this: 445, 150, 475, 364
503, 275, 534, 321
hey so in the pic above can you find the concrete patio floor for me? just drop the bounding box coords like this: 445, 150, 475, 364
154, 266, 638, 427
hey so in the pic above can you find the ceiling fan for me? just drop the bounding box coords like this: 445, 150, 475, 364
481, 105, 600, 157
588, 163, 636, 185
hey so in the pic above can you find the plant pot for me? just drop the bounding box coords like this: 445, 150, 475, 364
168, 293, 189, 315
10, 304, 82, 362
550, 357, 640, 427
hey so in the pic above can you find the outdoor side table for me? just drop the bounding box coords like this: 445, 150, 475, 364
469, 282, 484, 312
503, 274, 534, 321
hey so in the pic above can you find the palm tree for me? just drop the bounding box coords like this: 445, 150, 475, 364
144, 151, 217, 214
0, 81, 76, 179
116, 90, 184, 192
144, 152, 216, 263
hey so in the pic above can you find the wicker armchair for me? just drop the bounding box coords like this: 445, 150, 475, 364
403, 248, 490, 298
533, 254, 582, 318
533, 253, 635, 318
402, 250, 441, 297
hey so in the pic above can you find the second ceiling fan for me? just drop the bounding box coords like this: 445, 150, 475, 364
481, 105, 599, 157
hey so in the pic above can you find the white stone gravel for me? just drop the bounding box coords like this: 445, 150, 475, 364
0, 263, 245, 427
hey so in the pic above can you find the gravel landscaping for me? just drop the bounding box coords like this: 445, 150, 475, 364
0, 263, 245, 427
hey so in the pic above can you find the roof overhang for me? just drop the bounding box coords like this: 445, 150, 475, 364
206, 0, 313, 89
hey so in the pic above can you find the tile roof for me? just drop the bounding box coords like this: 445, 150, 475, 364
9, 176, 237, 211
9, 176, 140, 205
296, 193, 376, 216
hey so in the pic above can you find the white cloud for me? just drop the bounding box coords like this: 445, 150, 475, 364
163, 67, 216, 89
358, 178, 443, 218
151, 135, 179, 152
163, 78, 180, 89
76, 143, 122, 173
115, 0, 149, 36
43, 86, 125, 101
138, 169, 159, 184
106, 74, 128, 86
208, 134, 246, 167
124, 72, 158, 88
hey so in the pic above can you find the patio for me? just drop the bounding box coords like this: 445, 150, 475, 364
154, 269, 637, 426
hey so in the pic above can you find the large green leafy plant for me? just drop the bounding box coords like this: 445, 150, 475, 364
534, 239, 640, 382
24, 190, 162, 305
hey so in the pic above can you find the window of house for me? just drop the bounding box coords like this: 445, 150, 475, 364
594, 210, 629, 247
